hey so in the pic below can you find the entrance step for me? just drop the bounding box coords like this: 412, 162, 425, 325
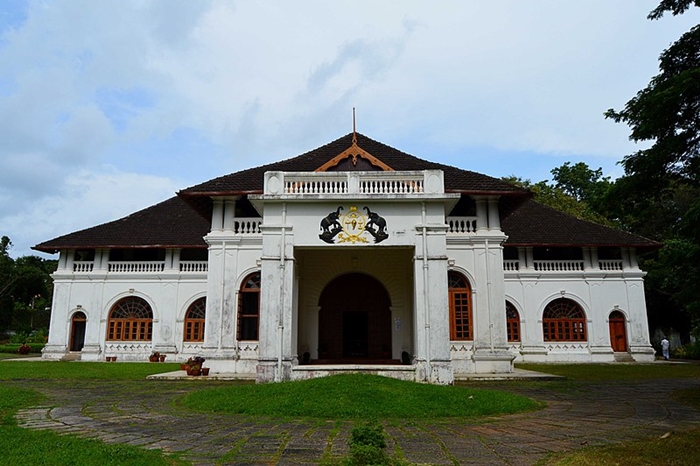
614, 352, 635, 362
61, 353, 81, 361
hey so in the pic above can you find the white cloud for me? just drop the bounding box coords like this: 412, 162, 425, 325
3, 167, 181, 257
1, 0, 699, 257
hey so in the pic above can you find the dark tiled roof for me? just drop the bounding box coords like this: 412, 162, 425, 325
33, 197, 209, 253
501, 199, 660, 248
33, 133, 659, 251
178, 133, 526, 196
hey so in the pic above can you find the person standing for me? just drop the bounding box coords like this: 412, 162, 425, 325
661, 337, 670, 361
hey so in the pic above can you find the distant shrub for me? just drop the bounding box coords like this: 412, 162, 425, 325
10, 329, 48, 344
672, 341, 700, 360
0, 343, 44, 354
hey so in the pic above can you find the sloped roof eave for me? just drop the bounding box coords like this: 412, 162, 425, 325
503, 241, 661, 249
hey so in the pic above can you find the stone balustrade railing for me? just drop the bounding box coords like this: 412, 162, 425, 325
599, 260, 624, 271
180, 261, 208, 272
446, 217, 478, 234
73, 261, 94, 272
264, 170, 446, 196
234, 218, 262, 234
534, 260, 585, 272
503, 260, 519, 271
503, 260, 627, 272
108, 261, 165, 273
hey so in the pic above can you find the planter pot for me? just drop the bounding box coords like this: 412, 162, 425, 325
180, 363, 188, 371
149, 356, 158, 362
201, 367, 210, 376
159, 355, 166, 362
187, 368, 201, 376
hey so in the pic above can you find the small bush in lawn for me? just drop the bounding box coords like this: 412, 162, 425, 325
345, 420, 390, 466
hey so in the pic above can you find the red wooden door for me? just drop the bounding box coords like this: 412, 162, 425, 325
609, 313, 627, 352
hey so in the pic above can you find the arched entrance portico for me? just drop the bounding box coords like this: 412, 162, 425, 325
318, 272, 392, 362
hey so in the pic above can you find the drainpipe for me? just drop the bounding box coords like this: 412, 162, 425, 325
421, 202, 431, 380
278, 203, 287, 381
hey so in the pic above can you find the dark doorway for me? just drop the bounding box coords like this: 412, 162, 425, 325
343, 312, 368, 357
70, 311, 86, 352
318, 272, 392, 362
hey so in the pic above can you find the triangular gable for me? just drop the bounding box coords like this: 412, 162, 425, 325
315, 133, 394, 172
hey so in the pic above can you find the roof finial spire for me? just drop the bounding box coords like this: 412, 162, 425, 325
352, 107, 357, 144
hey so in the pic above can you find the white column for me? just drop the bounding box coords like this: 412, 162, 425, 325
212, 198, 224, 231
517, 247, 526, 270
475, 197, 488, 231
471, 236, 514, 373
487, 197, 501, 230
590, 247, 599, 270
525, 247, 534, 270
257, 203, 295, 383
223, 198, 236, 231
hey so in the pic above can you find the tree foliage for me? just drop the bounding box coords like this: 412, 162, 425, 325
648, 0, 700, 19
503, 161, 614, 227
0, 236, 56, 334
605, 1, 700, 336
605, 25, 700, 190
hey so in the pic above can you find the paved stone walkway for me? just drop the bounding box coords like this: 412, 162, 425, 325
11, 376, 700, 465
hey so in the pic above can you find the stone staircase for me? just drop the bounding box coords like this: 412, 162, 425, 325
613, 352, 635, 363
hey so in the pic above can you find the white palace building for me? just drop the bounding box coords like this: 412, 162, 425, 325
35, 132, 659, 383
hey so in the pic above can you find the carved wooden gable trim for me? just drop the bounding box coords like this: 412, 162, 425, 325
315, 137, 394, 172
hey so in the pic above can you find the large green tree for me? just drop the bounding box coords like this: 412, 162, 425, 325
0, 236, 56, 333
605, 1, 700, 335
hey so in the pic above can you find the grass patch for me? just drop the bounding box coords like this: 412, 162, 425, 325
543, 428, 700, 466
0, 360, 180, 380
517, 362, 700, 381
180, 373, 543, 420
0, 384, 186, 465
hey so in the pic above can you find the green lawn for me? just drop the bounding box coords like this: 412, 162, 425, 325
1, 360, 698, 465
0, 360, 181, 379
0, 360, 186, 465
517, 361, 700, 380
180, 373, 543, 420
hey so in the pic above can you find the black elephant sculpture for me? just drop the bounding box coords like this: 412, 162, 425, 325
320, 206, 343, 233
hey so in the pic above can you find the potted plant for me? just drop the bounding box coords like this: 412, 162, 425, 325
186, 356, 205, 376
18, 343, 31, 355
149, 351, 160, 362
201, 367, 210, 376
159, 353, 166, 362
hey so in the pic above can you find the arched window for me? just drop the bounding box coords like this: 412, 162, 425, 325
238, 273, 261, 341
184, 297, 206, 342
449, 272, 472, 340
542, 298, 587, 342
107, 297, 153, 341
506, 301, 521, 342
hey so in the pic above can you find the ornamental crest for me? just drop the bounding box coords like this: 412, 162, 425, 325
319, 206, 388, 244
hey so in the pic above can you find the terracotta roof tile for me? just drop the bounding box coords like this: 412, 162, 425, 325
33, 197, 209, 253
33, 133, 658, 251
179, 133, 526, 196
501, 199, 659, 248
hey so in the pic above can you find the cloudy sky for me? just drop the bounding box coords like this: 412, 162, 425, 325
1, 1, 698, 258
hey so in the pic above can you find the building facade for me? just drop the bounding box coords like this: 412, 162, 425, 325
35, 133, 658, 383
